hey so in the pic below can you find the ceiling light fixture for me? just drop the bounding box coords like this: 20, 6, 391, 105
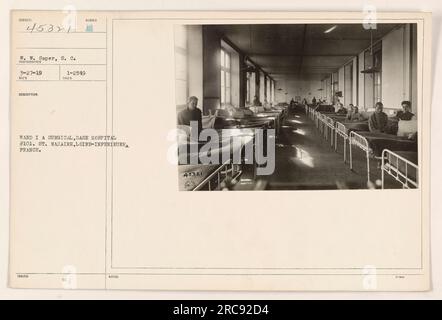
324, 25, 337, 33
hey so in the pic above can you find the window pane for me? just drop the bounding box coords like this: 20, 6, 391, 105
375, 86, 380, 102
374, 49, 382, 69
364, 50, 373, 69
226, 71, 230, 88
246, 79, 250, 103
175, 52, 187, 81
220, 50, 225, 67
374, 72, 381, 103
375, 72, 381, 85
175, 80, 187, 106
225, 52, 230, 69
221, 70, 225, 86
226, 87, 230, 103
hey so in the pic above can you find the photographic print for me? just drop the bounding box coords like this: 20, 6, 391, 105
174, 23, 419, 191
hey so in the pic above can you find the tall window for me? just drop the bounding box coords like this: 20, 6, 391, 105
246, 72, 251, 104
266, 77, 271, 103
325, 76, 331, 103
174, 25, 188, 110
344, 62, 353, 105
220, 49, 231, 106
332, 72, 339, 104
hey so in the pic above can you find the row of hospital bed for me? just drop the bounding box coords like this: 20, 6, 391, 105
178, 105, 288, 191
306, 105, 419, 189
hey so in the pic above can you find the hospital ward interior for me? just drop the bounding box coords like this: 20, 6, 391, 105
175, 24, 419, 191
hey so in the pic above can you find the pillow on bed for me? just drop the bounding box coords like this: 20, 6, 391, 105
397, 119, 417, 137
251, 106, 266, 114
202, 115, 216, 129
231, 108, 246, 119
215, 109, 230, 118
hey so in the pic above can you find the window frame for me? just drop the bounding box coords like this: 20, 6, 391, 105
220, 49, 231, 106
246, 72, 251, 104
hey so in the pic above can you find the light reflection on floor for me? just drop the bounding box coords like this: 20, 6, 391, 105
290, 145, 315, 168
292, 129, 306, 136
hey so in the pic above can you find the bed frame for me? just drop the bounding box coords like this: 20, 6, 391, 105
334, 121, 348, 162
310, 107, 315, 120
317, 112, 323, 133
193, 160, 243, 191
324, 116, 335, 148
314, 111, 320, 128
314, 113, 335, 148
349, 131, 372, 183
381, 149, 418, 189
190, 129, 259, 191
319, 113, 327, 135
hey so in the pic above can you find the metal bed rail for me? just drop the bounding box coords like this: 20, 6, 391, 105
349, 131, 372, 183
320, 114, 328, 137
334, 121, 349, 162
191, 128, 262, 191
192, 130, 259, 191
317, 113, 323, 132
193, 160, 243, 191
317, 112, 325, 132
319, 114, 325, 135
381, 149, 418, 189
324, 116, 335, 147
315, 111, 320, 125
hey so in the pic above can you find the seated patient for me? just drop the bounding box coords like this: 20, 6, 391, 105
263, 99, 272, 111
252, 95, 262, 106
346, 105, 363, 121
368, 102, 389, 133
177, 96, 203, 137
346, 104, 354, 118
336, 103, 348, 115
396, 101, 415, 121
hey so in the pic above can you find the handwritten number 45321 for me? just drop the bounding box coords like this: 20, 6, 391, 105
26, 23, 72, 33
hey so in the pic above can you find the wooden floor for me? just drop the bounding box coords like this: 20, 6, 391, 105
238, 110, 404, 190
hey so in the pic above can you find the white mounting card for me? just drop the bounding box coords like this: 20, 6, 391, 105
9, 10, 431, 291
